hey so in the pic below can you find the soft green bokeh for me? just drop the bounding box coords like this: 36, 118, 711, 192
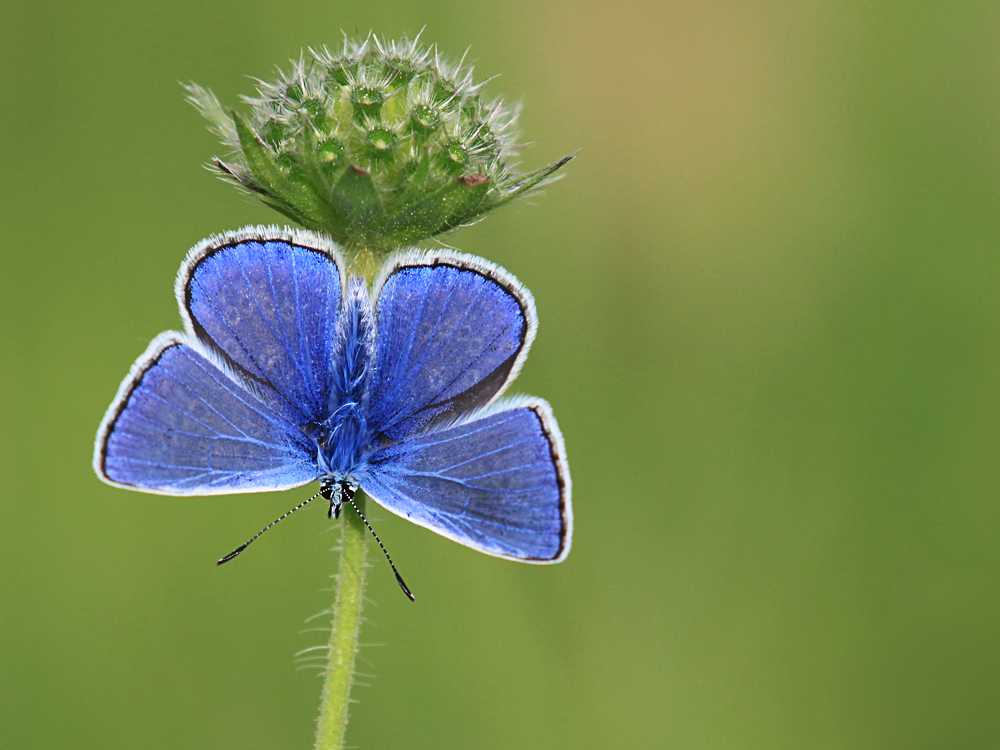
2, 2, 998, 749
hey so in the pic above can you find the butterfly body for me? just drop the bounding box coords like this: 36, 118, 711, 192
96, 227, 572, 564
314, 277, 376, 491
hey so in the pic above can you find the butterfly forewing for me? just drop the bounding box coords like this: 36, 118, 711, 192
367, 251, 537, 442
180, 228, 345, 424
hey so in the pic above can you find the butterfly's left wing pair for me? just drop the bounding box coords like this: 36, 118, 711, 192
94, 227, 342, 495
95, 228, 572, 562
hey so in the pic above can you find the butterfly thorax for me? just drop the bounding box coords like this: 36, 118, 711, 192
314, 276, 375, 485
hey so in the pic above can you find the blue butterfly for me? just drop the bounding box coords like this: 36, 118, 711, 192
94, 227, 572, 596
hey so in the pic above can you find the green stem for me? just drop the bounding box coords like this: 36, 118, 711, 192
314, 491, 369, 750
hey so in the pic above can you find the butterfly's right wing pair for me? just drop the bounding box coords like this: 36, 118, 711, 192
362, 252, 573, 563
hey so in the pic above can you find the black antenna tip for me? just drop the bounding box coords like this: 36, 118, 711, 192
395, 571, 415, 601
217, 544, 248, 565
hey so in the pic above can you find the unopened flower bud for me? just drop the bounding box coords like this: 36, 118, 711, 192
186, 33, 573, 260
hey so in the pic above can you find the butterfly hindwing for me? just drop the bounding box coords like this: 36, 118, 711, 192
179, 227, 344, 424
367, 251, 536, 442
362, 398, 572, 562
94, 333, 315, 495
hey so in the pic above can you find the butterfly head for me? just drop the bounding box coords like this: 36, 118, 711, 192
319, 474, 359, 520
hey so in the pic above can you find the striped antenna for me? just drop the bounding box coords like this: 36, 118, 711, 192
217, 489, 323, 564
341, 485, 415, 601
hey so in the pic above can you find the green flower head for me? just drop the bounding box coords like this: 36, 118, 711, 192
186, 33, 573, 258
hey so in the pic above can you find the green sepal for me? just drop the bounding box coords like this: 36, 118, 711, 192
212, 158, 315, 229
382, 174, 491, 245
330, 165, 386, 241
490, 153, 576, 210
231, 111, 341, 233
437, 174, 492, 231
390, 154, 433, 209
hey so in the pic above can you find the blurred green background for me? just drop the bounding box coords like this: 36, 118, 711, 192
2, 1, 998, 748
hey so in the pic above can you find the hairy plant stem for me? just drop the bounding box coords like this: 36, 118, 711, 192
314, 491, 369, 750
